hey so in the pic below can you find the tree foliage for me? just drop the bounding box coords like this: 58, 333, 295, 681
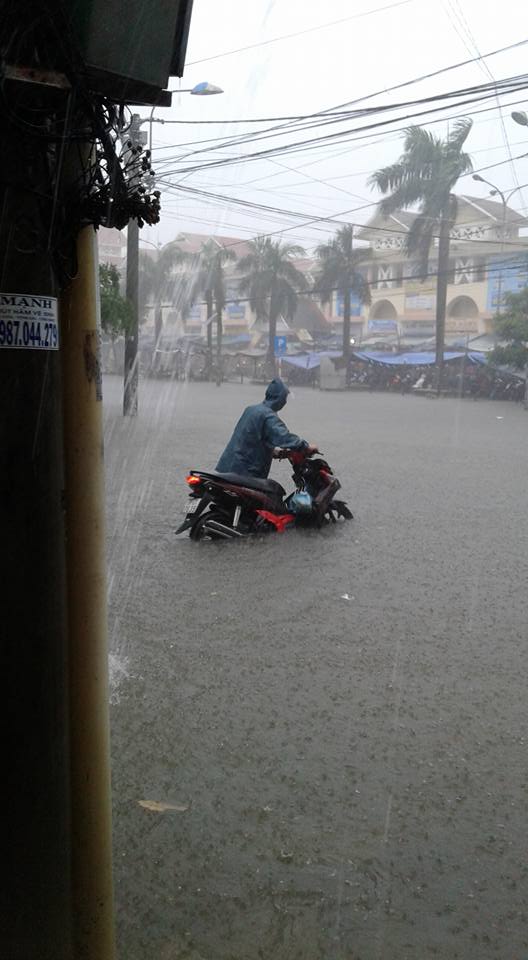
138, 242, 189, 326
369, 119, 473, 276
315, 225, 371, 363
99, 263, 133, 340
369, 120, 473, 377
490, 286, 528, 369
189, 240, 237, 380
238, 237, 307, 361
189, 239, 237, 318
315, 226, 372, 306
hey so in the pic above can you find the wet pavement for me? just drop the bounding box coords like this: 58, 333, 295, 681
103, 376, 528, 960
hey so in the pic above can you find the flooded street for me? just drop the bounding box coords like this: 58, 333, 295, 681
104, 376, 528, 960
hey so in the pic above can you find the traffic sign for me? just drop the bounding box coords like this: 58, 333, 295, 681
274, 335, 287, 356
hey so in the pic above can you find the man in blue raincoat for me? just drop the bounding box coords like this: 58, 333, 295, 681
216, 378, 317, 479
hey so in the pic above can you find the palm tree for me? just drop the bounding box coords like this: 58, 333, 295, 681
369, 119, 473, 385
314, 225, 372, 379
189, 239, 237, 383
238, 237, 308, 369
138, 241, 188, 370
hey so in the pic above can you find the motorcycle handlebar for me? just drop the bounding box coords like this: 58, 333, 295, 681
273, 447, 320, 460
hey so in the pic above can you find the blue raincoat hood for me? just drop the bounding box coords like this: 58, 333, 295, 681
264, 378, 289, 410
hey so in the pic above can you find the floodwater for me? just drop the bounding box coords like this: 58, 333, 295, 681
103, 376, 528, 960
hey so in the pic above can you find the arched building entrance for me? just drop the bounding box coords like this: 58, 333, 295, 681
370, 299, 398, 321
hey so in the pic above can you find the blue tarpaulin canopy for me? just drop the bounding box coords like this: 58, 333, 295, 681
353, 350, 485, 366
280, 349, 487, 370
282, 351, 341, 370
223, 334, 251, 346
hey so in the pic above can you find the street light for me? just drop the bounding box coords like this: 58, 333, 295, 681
187, 81, 224, 95
143, 81, 224, 150
511, 111, 528, 127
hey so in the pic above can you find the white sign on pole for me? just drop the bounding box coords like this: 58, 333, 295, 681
0, 293, 59, 350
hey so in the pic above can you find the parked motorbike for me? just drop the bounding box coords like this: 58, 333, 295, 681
175, 449, 353, 541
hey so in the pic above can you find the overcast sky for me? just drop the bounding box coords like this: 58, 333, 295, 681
139, 0, 528, 252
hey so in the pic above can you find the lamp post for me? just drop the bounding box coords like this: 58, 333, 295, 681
123, 82, 223, 415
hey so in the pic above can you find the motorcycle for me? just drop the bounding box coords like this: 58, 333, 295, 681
175, 448, 353, 541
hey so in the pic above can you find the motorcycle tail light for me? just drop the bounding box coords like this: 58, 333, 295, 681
186, 475, 201, 486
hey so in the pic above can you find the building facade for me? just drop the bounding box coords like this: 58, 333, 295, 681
112, 197, 528, 349
97, 226, 126, 269
351, 196, 528, 345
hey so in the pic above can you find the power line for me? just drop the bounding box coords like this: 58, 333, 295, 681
175, 36, 528, 124
162, 110, 528, 207
446, 0, 526, 211
155, 75, 528, 178
295, 37, 528, 121
149, 43, 528, 172
185, 0, 414, 66
154, 73, 528, 170
160, 209, 317, 244
156, 255, 528, 311
170, 114, 528, 199
160, 176, 528, 248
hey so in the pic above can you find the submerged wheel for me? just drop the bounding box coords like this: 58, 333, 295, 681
328, 500, 354, 521
190, 511, 232, 541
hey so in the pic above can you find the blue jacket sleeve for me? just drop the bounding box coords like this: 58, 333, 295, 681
262, 411, 308, 450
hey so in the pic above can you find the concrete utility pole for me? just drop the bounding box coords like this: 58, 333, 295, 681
434, 200, 455, 393
125, 214, 140, 415
60, 217, 115, 960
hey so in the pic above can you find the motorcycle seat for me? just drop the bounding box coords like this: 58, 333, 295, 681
197, 470, 285, 497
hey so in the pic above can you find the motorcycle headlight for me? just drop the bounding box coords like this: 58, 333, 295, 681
289, 491, 313, 515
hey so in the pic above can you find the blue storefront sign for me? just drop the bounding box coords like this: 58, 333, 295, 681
226, 301, 246, 319
368, 319, 398, 333
487, 256, 528, 312
335, 291, 362, 317
225, 283, 246, 320
274, 335, 287, 356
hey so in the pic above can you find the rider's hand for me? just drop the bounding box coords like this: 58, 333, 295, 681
305, 444, 319, 456
272, 447, 285, 459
